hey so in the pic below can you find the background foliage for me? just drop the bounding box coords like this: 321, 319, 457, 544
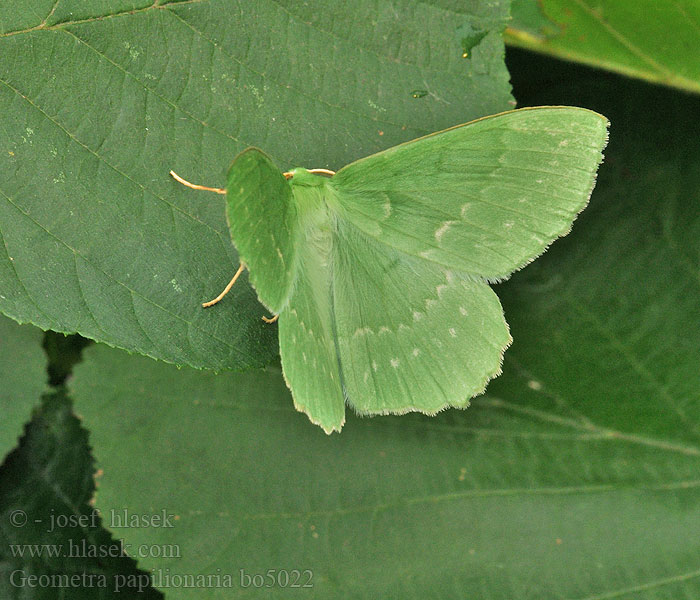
507, 0, 700, 94
1, 1, 698, 598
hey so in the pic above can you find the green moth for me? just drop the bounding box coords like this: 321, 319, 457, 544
174, 106, 608, 433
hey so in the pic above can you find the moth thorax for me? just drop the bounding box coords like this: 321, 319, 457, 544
288, 167, 328, 187
290, 170, 334, 218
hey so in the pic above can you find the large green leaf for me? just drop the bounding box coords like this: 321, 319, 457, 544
0, 316, 45, 460
506, 0, 700, 95
0, 0, 512, 371
69, 52, 700, 598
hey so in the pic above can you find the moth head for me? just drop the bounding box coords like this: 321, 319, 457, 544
286, 168, 328, 188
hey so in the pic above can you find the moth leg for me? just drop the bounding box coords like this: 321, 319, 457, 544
170, 170, 226, 195
262, 314, 279, 324
202, 263, 245, 308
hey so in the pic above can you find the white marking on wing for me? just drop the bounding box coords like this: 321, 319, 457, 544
435, 220, 456, 242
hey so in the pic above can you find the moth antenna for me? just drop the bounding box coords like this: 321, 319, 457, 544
202, 263, 246, 308
283, 169, 335, 180
262, 314, 279, 324
170, 170, 226, 194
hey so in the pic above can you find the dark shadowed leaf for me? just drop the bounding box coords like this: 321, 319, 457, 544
0, 392, 162, 598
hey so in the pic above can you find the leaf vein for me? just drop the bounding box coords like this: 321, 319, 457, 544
237, 479, 700, 521
563, 293, 700, 441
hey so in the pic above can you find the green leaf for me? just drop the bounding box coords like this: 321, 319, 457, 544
0, 316, 45, 460
69, 56, 700, 597
0, 0, 512, 371
0, 392, 161, 598
506, 0, 700, 95
70, 344, 700, 598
